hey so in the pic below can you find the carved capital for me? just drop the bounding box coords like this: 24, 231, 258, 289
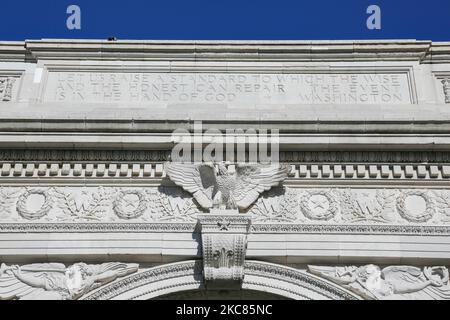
198, 210, 251, 290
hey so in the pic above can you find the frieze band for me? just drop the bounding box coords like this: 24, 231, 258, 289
1, 186, 450, 225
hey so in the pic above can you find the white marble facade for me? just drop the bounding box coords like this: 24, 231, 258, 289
0, 39, 450, 299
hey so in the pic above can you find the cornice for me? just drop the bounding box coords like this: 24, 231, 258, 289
0, 42, 29, 62
24, 39, 432, 62
2, 39, 450, 63
423, 42, 450, 64
1, 39, 448, 63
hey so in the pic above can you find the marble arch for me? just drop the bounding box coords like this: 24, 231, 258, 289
81, 260, 361, 300
1, 39, 450, 300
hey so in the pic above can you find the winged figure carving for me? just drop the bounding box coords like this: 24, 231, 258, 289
165, 162, 289, 211
0, 262, 138, 300
308, 264, 450, 300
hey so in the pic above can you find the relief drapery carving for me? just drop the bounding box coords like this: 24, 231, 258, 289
1, 186, 450, 225
0, 77, 16, 101
308, 265, 450, 300
0, 262, 138, 300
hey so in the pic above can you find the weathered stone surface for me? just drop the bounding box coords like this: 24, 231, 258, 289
0, 39, 449, 299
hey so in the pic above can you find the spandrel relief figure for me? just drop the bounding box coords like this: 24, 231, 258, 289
309, 264, 450, 300
0, 262, 138, 300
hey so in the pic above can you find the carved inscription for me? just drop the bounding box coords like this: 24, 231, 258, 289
45, 72, 412, 104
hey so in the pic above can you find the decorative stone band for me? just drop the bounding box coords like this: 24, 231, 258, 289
4, 150, 450, 163
2, 186, 450, 225
2, 162, 450, 181
2, 223, 450, 236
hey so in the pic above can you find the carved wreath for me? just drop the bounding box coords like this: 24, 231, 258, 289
113, 189, 147, 219
396, 190, 434, 223
300, 190, 339, 221
16, 189, 53, 220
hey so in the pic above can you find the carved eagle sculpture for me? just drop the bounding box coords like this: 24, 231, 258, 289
165, 162, 289, 211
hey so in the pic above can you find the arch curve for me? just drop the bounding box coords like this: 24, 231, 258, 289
81, 260, 361, 300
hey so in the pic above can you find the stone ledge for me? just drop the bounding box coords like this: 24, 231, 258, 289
1, 39, 449, 62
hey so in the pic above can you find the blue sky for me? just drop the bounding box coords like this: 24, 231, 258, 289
0, 0, 449, 41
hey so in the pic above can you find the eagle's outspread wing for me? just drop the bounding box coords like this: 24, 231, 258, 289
233, 164, 289, 210
165, 163, 217, 209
